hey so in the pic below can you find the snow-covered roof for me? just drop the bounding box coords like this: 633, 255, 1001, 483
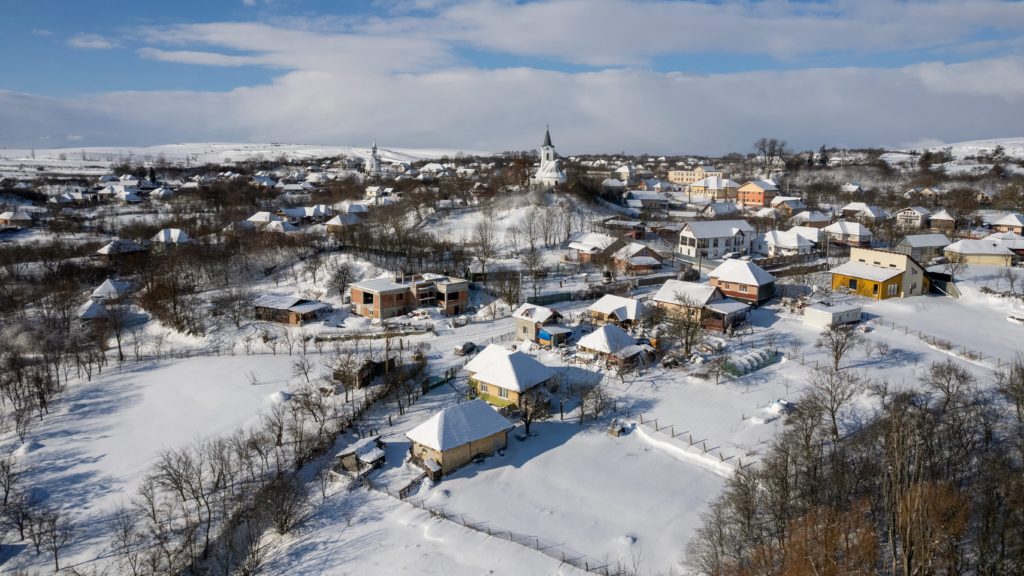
652, 279, 720, 306
352, 277, 408, 293
0, 210, 32, 221
754, 207, 777, 218
790, 210, 829, 224
692, 176, 738, 189
464, 343, 512, 374
709, 259, 776, 286
899, 233, 950, 248
823, 221, 872, 237
577, 324, 636, 355
930, 208, 955, 221
252, 294, 328, 313
471, 351, 554, 392
512, 303, 558, 324
77, 299, 107, 320
91, 278, 128, 300
704, 298, 750, 315
759, 229, 813, 250
568, 232, 618, 253
945, 239, 1015, 256
986, 231, 1024, 250
612, 242, 653, 260
151, 228, 191, 244
247, 211, 283, 223
830, 261, 903, 282
588, 294, 645, 321
326, 214, 360, 226
742, 179, 778, 192
405, 399, 513, 452
993, 213, 1024, 227
264, 221, 298, 233
625, 190, 667, 202
681, 219, 754, 239
601, 178, 626, 188
96, 239, 145, 256
770, 196, 802, 207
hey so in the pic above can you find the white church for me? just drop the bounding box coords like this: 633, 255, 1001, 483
530, 127, 567, 189
365, 140, 382, 178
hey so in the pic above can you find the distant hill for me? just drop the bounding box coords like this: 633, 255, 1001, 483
0, 142, 490, 168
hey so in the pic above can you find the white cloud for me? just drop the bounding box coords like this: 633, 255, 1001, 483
8, 2, 1024, 152
4, 57, 1024, 153
68, 33, 119, 50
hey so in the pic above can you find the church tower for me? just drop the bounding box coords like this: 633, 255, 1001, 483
531, 126, 567, 190
367, 140, 382, 177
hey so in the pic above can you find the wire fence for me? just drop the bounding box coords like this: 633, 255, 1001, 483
870, 315, 1009, 369
363, 476, 628, 576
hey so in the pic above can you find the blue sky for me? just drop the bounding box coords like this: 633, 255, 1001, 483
3, 0, 1024, 153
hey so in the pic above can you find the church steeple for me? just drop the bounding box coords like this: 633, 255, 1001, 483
543, 125, 553, 148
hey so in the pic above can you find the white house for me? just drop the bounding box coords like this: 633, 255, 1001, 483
823, 221, 873, 246
677, 220, 755, 259
753, 229, 815, 257
894, 206, 931, 229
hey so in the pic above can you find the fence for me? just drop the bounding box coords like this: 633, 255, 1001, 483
752, 251, 823, 270
621, 410, 758, 472
363, 477, 627, 576
870, 316, 1007, 368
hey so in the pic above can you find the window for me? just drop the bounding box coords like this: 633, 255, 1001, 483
848, 279, 858, 290
498, 387, 509, 399
888, 284, 898, 296
522, 326, 528, 334
397, 293, 404, 301
872, 284, 879, 295
362, 292, 374, 305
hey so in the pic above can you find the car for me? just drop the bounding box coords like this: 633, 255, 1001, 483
722, 252, 740, 260
454, 342, 476, 356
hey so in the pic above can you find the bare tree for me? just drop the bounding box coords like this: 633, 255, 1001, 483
519, 387, 549, 436
520, 246, 545, 299
663, 294, 706, 357
264, 473, 306, 535
0, 456, 20, 506
329, 260, 358, 298
754, 137, 789, 176
292, 354, 315, 384
36, 506, 76, 571
816, 324, 863, 370
472, 218, 497, 283
944, 253, 968, 283
805, 366, 864, 443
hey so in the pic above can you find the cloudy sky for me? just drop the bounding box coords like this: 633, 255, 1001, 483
3, 0, 1024, 154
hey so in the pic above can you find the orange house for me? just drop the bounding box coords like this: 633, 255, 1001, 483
737, 180, 779, 207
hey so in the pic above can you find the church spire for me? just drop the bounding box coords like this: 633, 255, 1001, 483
543, 125, 552, 148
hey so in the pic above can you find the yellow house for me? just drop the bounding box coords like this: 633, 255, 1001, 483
464, 345, 555, 407
405, 399, 514, 478
667, 165, 725, 185
830, 247, 930, 300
